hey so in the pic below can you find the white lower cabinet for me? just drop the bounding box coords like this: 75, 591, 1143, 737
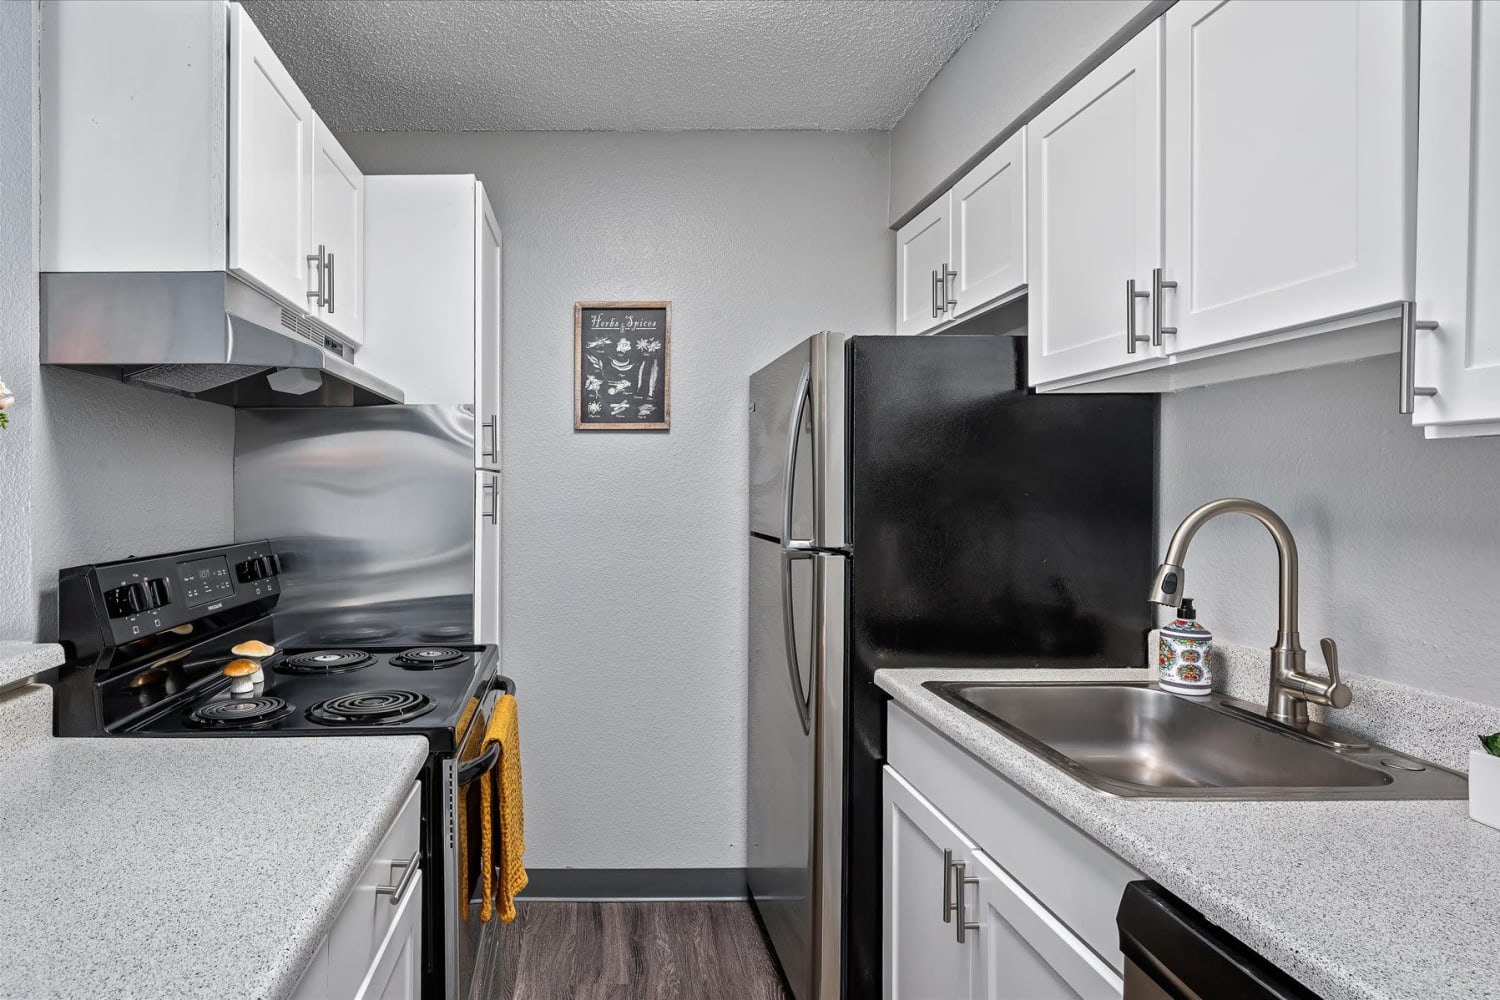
885, 703, 1142, 1000
293, 782, 423, 1000
884, 768, 1121, 1000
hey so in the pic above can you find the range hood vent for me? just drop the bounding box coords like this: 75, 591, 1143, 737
40, 271, 404, 407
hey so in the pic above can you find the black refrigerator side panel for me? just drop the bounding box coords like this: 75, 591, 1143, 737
841, 333, 1158, 999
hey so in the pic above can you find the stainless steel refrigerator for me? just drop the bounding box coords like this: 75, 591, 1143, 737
747, 332, 1158, 1000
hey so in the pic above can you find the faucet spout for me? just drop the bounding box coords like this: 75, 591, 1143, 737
1151, 498, 1350, 727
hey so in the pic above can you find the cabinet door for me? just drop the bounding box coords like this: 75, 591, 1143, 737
475, 472, 501, 645
896, 195, 953, 336
969, 850, 1122, 1000
883, 767, 976, 1000
1162, 0, 1413, 354
228, 3, 315, 310
1412, 0, 1500, 438
475, 184, 502, 471
1026, 23, 1163, 386
354, 869, 424, 1000
360, 175, 478, 403
949, 131, 1026, 318
312, 118, 366, 344
291, 938, 329, 1000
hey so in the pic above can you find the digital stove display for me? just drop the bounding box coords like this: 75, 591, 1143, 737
178, 555, 235, 607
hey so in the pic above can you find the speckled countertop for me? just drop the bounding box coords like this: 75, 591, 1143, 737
0, 642, 65, 688
878, 667, 1500, 1000
0, 683, 428, 1000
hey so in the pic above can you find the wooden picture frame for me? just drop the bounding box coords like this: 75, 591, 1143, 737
574, 301, 671, 431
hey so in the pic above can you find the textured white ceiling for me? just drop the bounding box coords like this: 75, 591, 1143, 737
239, 0, 999, 131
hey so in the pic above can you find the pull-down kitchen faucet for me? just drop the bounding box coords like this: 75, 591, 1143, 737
1149, 498, 1352, 727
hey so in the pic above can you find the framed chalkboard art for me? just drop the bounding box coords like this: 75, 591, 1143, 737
574, 301, 671, 431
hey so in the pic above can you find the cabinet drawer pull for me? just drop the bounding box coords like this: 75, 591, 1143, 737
941, 848, 954, 923
306, 244, 326, 307
482, 417, 498, 463
1152, 267, 1177, 346
943, 264, 958, 312
1398, 301, 1438, 415
1125, 279, 1151, 354
952, 859, 980, 944
376, 849, 421, 905
325, 252, 336, 314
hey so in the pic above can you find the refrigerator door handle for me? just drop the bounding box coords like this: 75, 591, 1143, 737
781, 362, 816, 556
780, 549, 813, 735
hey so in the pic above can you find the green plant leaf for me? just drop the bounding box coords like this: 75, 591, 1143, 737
1481, 732, 1500, 757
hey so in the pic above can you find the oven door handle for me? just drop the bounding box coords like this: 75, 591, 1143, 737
457, 742, 501, 786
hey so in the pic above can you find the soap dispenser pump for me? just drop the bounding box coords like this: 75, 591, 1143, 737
1158, 598, 1213, 696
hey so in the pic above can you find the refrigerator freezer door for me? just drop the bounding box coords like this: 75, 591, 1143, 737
747, 535, 816, 1000
749, 338, 815, 543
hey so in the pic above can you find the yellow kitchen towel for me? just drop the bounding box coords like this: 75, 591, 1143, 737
480, 692, 526, 923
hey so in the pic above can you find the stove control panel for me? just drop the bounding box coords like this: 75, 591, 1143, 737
59, 540, 283, 648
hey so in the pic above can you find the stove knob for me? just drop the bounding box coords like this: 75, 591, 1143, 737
105, 583, 147, 619
143, 577, 171, 610
236, 557, 271, 583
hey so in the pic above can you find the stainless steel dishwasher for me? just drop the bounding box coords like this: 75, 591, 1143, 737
1117, 882, 1323, 999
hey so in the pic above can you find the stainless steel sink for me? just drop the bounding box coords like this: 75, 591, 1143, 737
926, 682, 1468, 799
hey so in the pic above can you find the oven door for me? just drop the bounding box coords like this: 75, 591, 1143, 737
445, 675, 512, 1000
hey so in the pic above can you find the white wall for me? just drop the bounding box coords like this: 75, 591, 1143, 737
340, 130, 894, 869
0, 4, 234, 639
0, 0, 39, 638
888, 0, 1165, 225
1160, 357, 1500, 709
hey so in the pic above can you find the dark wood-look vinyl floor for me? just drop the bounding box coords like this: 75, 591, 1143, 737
495, 900, 792, 1000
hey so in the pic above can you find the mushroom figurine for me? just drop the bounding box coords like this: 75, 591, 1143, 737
221, 658, 263, 696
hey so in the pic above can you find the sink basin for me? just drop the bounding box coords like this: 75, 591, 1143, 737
926, 682, 1468, 800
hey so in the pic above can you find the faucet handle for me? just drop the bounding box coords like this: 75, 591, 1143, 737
1319, 638, 1354, 709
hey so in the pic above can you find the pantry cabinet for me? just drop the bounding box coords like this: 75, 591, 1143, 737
884, 766, 1123, 1000
1159, 0, 1413, 356
1026, 23, 1163, 386
361, 176, 501, 425
948, 131, 1027, 320
1409, 0, 1500, 439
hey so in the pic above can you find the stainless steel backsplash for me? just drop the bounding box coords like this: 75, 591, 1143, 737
234, 405, 476, 617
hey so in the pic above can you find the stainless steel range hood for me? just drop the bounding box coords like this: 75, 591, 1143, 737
40, 271, 404, 407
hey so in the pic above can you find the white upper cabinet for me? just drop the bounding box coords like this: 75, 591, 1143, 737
1160, 0, 1413, 355
228, 2, 315, 310
948, 131, 1027, 320
362, 175, 501, 418
1410, 0, 1500, 439
896, 196, 953, 336
1026, 23, 1163, 387
311, 118, 367, 344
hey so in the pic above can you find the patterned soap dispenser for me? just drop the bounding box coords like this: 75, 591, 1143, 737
1158, 598, 1213, 696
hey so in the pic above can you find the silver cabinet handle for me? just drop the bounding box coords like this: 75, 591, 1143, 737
952, 859, 979, 944
306, 244, 326, 307
482, 476, 499, 524
1125, 279, 1151, 354
482, 417, 498, 464
325, 252, 336, 314
1398, 301, 1438, 415
1152, 267, 1177, 346
931, 269, 942, 319
376, 849, 421, 906
943, 264, 958, 313
942, 848, 955, 923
